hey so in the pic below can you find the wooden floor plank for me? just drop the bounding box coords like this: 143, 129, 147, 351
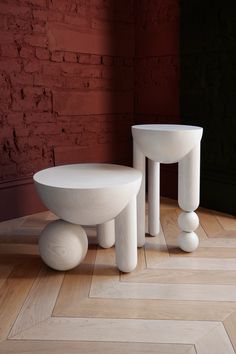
90, 248, 236, 302
19, 215, 50, 230
169, 246, 236, 258
186, 347, 197, 354
11, 317, 218, 343
0, 340, 195, 354
160, 209, 180, 248
0, 258, 41, 341
197, 209, 236, 238
53, 247, 96, 316
53, 297, 236, 321
197, 209, 224, 236
144, 224, 170, 268
121, 268, 236, 285
206, 230, 236, 238
198, 238, 236, 248
91, 277, 236, 302
0, 243, 38, 255
195, 323, 235, 354
146, 257, 236, 270
9, 265, 64, 338
217, 214, 236, 231
195, 223, 209, 240
0, 234, 38, 244
223, 310, 236, 352
0, 265, 14, 289
1, 199, 236, 352
0, 217, 25, 236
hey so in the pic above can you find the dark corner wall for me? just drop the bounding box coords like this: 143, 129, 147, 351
135, 0, 180, 198
181, 0, 236, 215
0, 0, 135, 220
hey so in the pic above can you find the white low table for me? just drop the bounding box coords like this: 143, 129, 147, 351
34, 164, 142, 272
132, 124, 203, 252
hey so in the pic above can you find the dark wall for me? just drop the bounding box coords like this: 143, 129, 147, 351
135, 0, 180, 199
181, 0, 236, 214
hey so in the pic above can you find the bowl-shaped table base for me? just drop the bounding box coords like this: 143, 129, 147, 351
34, 164, 142, 272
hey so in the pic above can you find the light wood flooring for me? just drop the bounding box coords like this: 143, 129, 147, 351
0, 198, 236, 353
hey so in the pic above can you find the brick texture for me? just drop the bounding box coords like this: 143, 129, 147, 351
0, 0, 134, 186
0, 0, 180, 219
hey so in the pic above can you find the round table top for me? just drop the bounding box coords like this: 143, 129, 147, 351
132, 124, 203, 163
132, 124, 203, 132
33, 163, 142, 190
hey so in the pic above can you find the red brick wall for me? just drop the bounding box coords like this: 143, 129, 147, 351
134, 0, 180, 198
0, 0, 134, 220
0, 0, 180, 220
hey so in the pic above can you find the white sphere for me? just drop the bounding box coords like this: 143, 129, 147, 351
178, 231, 199, 252
39, 220, 88, 271
178, 212, 199, 232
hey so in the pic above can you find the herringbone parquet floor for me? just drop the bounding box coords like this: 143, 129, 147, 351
0, 198, 236, 354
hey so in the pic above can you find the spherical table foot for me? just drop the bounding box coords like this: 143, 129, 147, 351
178, 211, 199, 232
39, 220, 88, 271
177, 211, 199, 252
178, 231, 199, 252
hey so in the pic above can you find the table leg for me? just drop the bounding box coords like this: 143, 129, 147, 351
178, 142, 201, 252
148, 159, 160, 236
115, 196, 137, 273
97, 220, 115, 248
133, 142, 146, 247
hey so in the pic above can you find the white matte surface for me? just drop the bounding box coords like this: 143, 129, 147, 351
34, 163, 142, 272
178, 231, 199, 252
178, 143, 201, 212
132, 124, 203, 163
97, 220, 115, 249
115, 197, 137, 272
178, 212, 199, 232
39, 220, 88, 271
34, 163, 141, 189
133, 143, 146, 247
148, 160, 160, 236
34, 164, 142, 225
132, 124, 203, 253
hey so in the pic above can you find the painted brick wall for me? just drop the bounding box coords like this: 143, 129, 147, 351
0, 0, 180, 220
134, 0, 180, 198
0, 0, 134, 220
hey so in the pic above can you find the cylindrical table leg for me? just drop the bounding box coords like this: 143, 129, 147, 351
148, 159, 160, 236
178, 142, 200, 212
97, 220, 115, 249
178, 143, 201, 252
115, 196, 137, 273
133, 142, 146, 247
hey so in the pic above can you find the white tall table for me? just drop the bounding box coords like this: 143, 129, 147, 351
34, 164, 142, 272
132, 124, 203, 252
